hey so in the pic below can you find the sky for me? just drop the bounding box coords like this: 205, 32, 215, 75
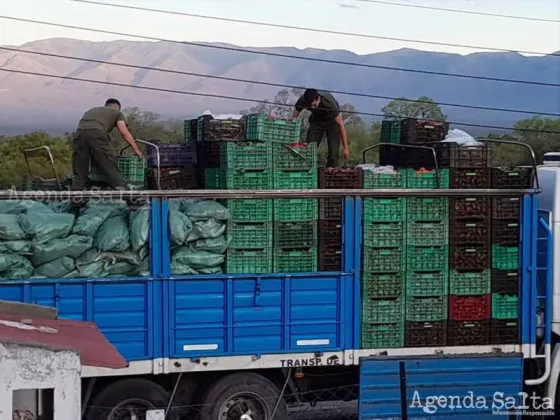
0, 0, 559, 56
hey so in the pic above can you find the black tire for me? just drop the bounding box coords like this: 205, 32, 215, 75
84, 378, 175, 420
198, 373, 288, 420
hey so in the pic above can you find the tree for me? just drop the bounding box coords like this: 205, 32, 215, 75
382, 96, 447, 121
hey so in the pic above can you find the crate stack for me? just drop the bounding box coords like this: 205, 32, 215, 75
318, 168, 363, 271
489, 167, 531, 344
360, 168, 407, 348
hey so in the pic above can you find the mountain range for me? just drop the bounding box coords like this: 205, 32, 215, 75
0, 38, 558, 135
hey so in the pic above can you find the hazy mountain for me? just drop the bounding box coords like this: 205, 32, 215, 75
0, 38, 558, 134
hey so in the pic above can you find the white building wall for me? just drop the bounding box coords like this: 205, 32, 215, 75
0, 343, 81, 420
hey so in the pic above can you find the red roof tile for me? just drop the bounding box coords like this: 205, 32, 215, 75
0, 313, 127, 369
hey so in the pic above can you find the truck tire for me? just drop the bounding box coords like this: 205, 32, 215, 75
84, 378, 176, 420
198, 372, 288, 420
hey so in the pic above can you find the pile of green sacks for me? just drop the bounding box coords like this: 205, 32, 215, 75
169, 199, 230, 275
0, 199, 150, 279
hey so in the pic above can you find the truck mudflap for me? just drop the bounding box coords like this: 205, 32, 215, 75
359, 354, 527, 419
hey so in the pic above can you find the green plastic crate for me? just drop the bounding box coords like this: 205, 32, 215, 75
219, 142, 273, 170
273, 199, 318, 222
245, 114, 302, 143
362, 297, 404, 324
224, 199, 273, 222
450, 270, 491, 295
273, 248, 317, 273
363, 170, 406, 189
273, 169, 318, 189
380, 120, 402, 144
407, 197, 449, 222
406, 295, 448, 322
205, 169, 272, 190
363, 222, 405, 248
492, 245, 519, 270
407, 220, 448, 246
361, 322, 404, 348
228, 222, 273, 249
274, 221, 317, 248
492, 293, 519, 319
226, 248, 273, 274
362, 272, 404, 299
273, 143, 317, 171
406, 168, 450, 189
363, 247, 405, 273
406, 246, 448, 272
406, 272, 449, 296
363, 198, 406, 222
117, 156, 146, 184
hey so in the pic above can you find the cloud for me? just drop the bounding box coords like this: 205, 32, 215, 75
339, 3, 360, 9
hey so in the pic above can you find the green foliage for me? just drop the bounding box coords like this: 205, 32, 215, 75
382, 96, 447, 121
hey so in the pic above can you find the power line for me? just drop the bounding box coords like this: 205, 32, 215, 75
2, 46, 558, 118
71, 0, 560, 57
1, 67, 558, 134
1, 15, 558, 88
350, 0, 560, 24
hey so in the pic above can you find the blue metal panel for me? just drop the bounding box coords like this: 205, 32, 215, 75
167, 272, 351, 358
342, 196, 357, 350
536, 210, 553, 352
359, 354, 524, 419
521, 195, 535, 346
353, 196, 363, 349
0, 278, 155, 362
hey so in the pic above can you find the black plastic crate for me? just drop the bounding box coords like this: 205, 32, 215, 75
450, 220, 490, 245
450, 197, 491, 220
491, 269, 520, 294
274, 221, 317, 248
450, 168, 490, 189
400, 119, 449, 144
319, 246, 342, 271
379, 143, 448, 170
492, 197, 521, 220
378, 144, 402, 167
448, 320, 489, 346
148, 142, 196, 168
196, 141, 221, 169
319, 198, 343, 220
198, 115, 245, 141
491, 167, 533, 189
319, 220, 343, 248
147, 167, 199, 190
490, 319, 519, 344
449, 144, 490, 168
405, 321, 447, 347
319, 168, 363, 189
450, 245, 490, 271
492, 219, 520, 245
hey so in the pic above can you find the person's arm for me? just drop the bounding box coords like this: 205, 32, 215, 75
116, 120, 143, 157
289, 96, 304, 121
334, 113, 349, 158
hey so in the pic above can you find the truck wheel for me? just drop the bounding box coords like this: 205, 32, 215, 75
84, 378, 176, 420
198, 373, 288, 420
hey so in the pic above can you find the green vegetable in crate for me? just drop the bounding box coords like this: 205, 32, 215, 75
189, 235, 231, 254
34, 256, 75, 278
169, 210, 192, 245
171, 247, 225, 269
186, 200, 231, 221
95, 215, 130, 252
2, 241, 33, 255
0, 214, 27, 241
19, 211, 75, 244
31, 235, 93, 266
0, 253, 34, 279
130, 206, 150, 251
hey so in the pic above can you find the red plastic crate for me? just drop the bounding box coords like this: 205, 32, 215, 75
449, 294, 491, 320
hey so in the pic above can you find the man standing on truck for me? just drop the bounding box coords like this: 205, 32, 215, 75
291, 88, 350, 167
71, 98, 143, 191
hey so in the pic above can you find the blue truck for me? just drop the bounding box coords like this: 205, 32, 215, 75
0, 160, 557, 420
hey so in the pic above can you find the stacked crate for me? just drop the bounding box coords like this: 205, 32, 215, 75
447, 145, 492, 345
489, 167, 531, 344
318, 168, 363, 271
361, 168, 407, 348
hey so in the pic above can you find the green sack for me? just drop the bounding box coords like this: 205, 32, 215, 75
186, 200, 231, 221
138, 245, 149, 260
95, 215, 130, 252
0, 254, 34, 279
169, 210, 192, 246
86, 199, 128, 215
193, 219, 226, 240
198, 267, 223, 275
170, 263, 198, 275
33, 256, 75, 278
32, 235, 93, 266
130, 206, 150, 252
66, 261, 107, 278
106, 261, 139, 277
189, 235, 231, 254
0, 214, 27, 241
171, 247, 224, 269
19, 212, 75, 244
49, 201, 72, 213
138, 257, 150, 277
3, 241, 33, 255
179, 198, 202, 214
73, 206, 114, 237
0, 200, 53, 215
